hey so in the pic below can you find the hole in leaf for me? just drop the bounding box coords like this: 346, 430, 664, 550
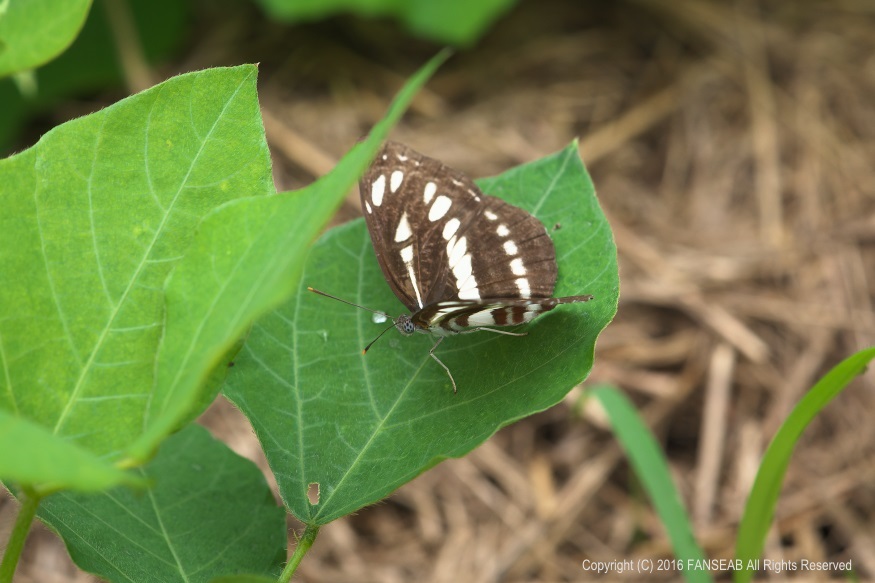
307, 482, 320, 505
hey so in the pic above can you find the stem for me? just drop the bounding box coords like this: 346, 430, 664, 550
101, 0, 154, 93
0, 488, 41, 583
278, 523, 320, 583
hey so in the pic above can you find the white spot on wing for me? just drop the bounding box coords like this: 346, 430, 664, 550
443, 218, 460, 240
394, 212, 412, 242
400, 244, 423, 308
424, 182, 437, 204
390, 170, 404, 193
458, 286, 480, 300
372, 175, 385, 206
429, 306, 463, 329
408, 269, 424, 307
452, 254, 474, 290
396, 153, 408, 161
515, 277, 531, 297
467, 310, 498, 326
485, 210, 498, 220
503, 240, 518, 255
447, 235, 479, 299
431, 306, 459, 319
497, 224, 510, 237
365, 200, 372, 214
521, 311, 539, 322
400, 245, 414, 263
448, 236, 467, 266
429, 195, 452, 221
510, 258, 526, 275
408, 269, 424, 308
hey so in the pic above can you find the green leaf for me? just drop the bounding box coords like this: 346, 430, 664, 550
37, 424, 286, 583
589, 385, 711, 583
0, 409, 143, 492
0, 65, 272, 485
125, 50, 451, 462
225, 141, 618, 524
0, 0, 91, 78
255, 0, 517, 46
211, 577, 276, 583
733, 346, 875, 583
0, 0, 187, 153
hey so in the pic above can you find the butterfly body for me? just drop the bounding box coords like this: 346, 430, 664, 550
311, 141, 592, 392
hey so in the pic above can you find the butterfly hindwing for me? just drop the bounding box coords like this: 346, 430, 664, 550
447, 195, 558, 302
415, 296, 592, 332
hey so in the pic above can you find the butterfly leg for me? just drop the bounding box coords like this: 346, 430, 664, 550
460, 327, 527, 337
428, 337, 458, 394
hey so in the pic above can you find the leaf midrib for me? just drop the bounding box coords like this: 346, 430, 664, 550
310, 233, 430, 522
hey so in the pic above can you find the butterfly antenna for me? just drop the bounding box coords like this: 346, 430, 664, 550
307, 287, 392, 318
363, 323, 396, 355
308, 287, 398, 354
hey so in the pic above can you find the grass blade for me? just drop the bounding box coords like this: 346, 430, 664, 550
733, 347, 875, 583
590, 385, 712, 583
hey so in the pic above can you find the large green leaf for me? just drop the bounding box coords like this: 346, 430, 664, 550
37, 424, 286, 583
256, 0, 516, 46
224, 142, 618, 524
0, 0, 91, 78
0, 65, 272, 487
125, 50, 451, 462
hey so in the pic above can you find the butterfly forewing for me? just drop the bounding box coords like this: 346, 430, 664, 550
360, 142, 562, 316
360, 142, 484, 312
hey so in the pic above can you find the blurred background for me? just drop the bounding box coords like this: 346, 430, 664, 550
2, 0, 874, 580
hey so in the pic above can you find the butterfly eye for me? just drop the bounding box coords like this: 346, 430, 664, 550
394, 315, 416, 336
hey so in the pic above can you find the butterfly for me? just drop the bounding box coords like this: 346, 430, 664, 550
309, 141, 592, 392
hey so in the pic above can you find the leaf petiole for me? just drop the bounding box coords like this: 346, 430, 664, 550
0, 487, 41, 583
279, 523, 320, 583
